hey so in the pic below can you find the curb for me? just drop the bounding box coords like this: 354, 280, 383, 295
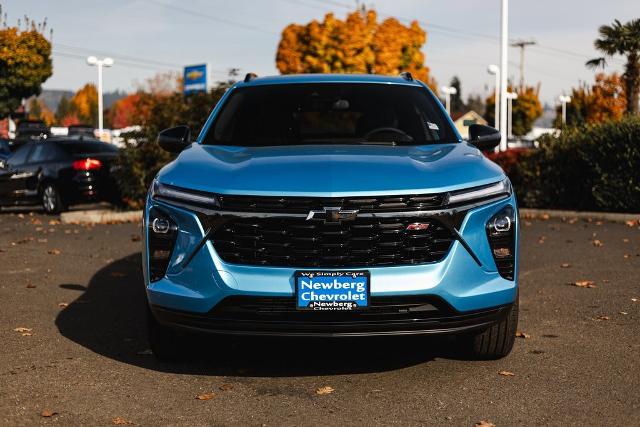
520, 208, 640, 224
60, 209, 142, 225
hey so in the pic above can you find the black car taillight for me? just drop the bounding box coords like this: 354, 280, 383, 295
148, 208, 178, 282
486, 205, 516, 280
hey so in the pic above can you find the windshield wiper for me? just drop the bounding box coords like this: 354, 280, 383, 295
352, 140, 397, 146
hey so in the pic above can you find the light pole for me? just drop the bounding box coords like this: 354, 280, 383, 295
441, 86, 458, 115
86, 56, 114, 137
499, 0, 509, 152
487, 64, 500, 131
558, 95, 571, 125
505, 91, 518, 139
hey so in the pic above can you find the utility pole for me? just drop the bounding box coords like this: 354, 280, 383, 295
510, 39, 536, 89
487, 65, 500, 131
499, 0, 509, 152
441, 86, 458, 115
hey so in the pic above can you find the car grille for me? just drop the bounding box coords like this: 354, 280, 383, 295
211, 216, 455, 267
218, 194, 446, 213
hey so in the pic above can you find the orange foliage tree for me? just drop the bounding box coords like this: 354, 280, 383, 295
556, 72, 626, 126
276, 9, 436, 91
485, 84, 543, 135
107, 93, 143, 129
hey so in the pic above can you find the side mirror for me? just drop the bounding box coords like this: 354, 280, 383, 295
468, 124, 501, 151
157, 126, 191, 153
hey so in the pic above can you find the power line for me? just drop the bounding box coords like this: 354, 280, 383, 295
141, 0, 278, 35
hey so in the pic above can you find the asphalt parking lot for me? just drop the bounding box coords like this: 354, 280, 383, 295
1, 212, 639, 426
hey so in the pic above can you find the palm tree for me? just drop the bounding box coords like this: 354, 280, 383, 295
587, 19, 640, 114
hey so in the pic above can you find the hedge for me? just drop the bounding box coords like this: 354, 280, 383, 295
488, 116, 640, 213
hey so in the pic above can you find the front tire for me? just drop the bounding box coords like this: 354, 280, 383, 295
459, 294, 519, 360
41, 183, 65, 214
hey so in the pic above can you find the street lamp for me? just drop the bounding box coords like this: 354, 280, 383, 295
441, 86, 458, 115
505, 91, 518, 140
86, 56, 114, 137
558, 95, 571, 125
487, 64, 500, 132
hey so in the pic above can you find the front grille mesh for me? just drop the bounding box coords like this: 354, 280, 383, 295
211, 216, 455, 267
218, 194, 445, 213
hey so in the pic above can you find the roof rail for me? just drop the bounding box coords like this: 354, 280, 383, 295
399, 71, 413, 81
244, 72, 258, 83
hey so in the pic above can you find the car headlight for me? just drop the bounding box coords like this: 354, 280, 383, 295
147, 207, 178, 282
447, 179, 511, 206
486, 205, 516, 280
151, 180, 220, 208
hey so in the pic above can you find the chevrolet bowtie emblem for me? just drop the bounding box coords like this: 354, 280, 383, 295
306, 207, 359, 223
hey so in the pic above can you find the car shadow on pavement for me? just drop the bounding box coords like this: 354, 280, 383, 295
56, 254, 472, 377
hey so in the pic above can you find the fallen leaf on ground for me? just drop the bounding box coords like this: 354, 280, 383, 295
112, 417, 133, 425
592, 239, 603, 247
131, 235, 141, 242
58, 302, 68, 308
48, 220, 60, 225
26, 283, 36, 289
316, 386, 335, 395
498, 370, 515, 376
41, 409, 57, 418
196, 392, 215, 400
219, 383, 234, 391
632, 298, 638, 302
515, 331, 531, 339
624, 254, 630, 259
541, 213, 550, 220
560, 263, 570, 268
47, 249, 62, 255
475, 421, 496, 427
529, 349, 545, 354
537, 236, 546, 244
594, 315, 610, 321
625, 220, 638, 227
569, 280, 596, 288
619, 311, 628, 315
623, 238, 630, 243
13, 327, 32, 333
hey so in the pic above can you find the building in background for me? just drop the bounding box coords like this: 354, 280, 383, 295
451, 110, 487, 139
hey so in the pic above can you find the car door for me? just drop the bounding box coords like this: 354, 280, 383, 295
22, 143, 55, 202
0, 143, 34, 200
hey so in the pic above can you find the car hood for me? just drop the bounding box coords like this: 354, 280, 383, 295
158, 143, 506, 196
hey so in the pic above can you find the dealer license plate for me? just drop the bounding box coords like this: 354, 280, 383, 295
295, 271, 370, 311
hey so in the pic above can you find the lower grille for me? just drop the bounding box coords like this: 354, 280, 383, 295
211, 216, 455, 267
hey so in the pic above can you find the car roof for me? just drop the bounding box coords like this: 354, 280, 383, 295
236, 73, 424, 87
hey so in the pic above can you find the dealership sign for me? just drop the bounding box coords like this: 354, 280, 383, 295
183, 64, 207, 95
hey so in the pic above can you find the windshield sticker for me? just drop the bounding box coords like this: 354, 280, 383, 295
427, 122, 439, 130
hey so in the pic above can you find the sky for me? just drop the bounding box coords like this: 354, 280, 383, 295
3, 0, 639, 104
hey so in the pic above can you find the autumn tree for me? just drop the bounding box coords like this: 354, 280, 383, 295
449, 76, 465, 116
107, 93, 142, 129
0, 12, 53, 119
485, 84, 543, 136
555, 72, 626, 127
26, 97, 54, 126
276, 8, 436, 91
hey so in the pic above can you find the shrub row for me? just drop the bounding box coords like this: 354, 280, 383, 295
488, 116, 640, 213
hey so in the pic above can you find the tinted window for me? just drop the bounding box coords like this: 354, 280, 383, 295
60, 141, 118, 155
0, 139, 10, 155
204, 83, 457, 146
28, 143, 59, 163
7, 144, 32, 166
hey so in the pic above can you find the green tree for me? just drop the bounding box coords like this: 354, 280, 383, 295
0, 13, 52, 119
449, 76, 465, 115
587, 19, 640, 114
114, 80, 234, 207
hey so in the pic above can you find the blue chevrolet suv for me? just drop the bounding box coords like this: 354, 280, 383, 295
143, 73, 519, 360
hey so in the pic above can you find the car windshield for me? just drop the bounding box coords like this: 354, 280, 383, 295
203, 83, 458, 146
59, 141, 118, 155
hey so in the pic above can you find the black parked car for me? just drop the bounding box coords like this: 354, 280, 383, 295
0, 138, 11, 165
0, 137, 121, 213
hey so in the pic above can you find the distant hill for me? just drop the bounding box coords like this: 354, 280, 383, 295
35, 89, 128, 112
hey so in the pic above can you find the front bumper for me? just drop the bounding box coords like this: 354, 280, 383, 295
143, 194, 519, 336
